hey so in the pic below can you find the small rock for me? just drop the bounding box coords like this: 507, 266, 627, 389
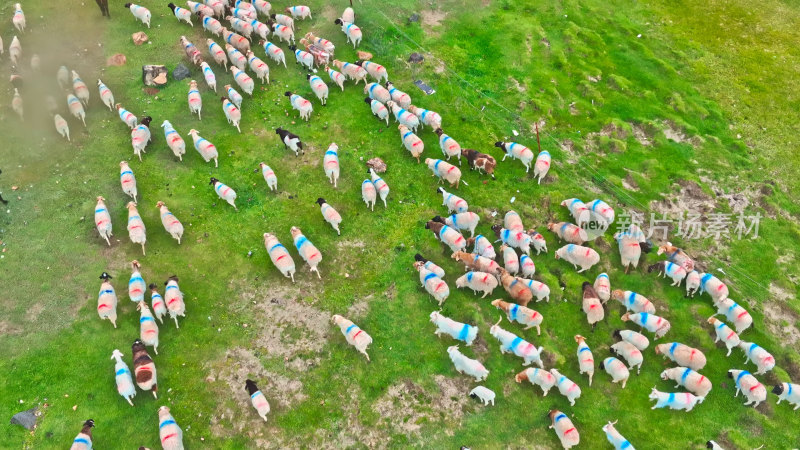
132, 32, 149, 45
408, 52, 424, 63
107, 54, 127, 67
366, 157, 387, 173
142, 65, 168, 86
172, 63, 191, 81
10, 407, 38, 430
408, 13, 420, 23
72, 405, 77, 411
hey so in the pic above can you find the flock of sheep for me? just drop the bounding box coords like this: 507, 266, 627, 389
4, 0, 797, 448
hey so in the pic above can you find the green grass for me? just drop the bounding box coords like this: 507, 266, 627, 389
1, 0, 799, 448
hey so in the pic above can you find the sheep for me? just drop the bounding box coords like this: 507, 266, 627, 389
519, 254, 535, 277
600, 357, 630, 388
657, 242, 695, 272
271, 22, 294, 45
435, 128, 461, 164
426, 221, 466, 252
249, 18, 270, 40
128, 260, 146, 303
130, 116, 152, 161
415, 265, 449, 306
594, 273, 611, 302
611, 340, 643, 374
334, 19, 362, 47
96, 80, 115, 111
648, 261, 687, 286
386, 100, 420, 131
739, 341, 775, 375
412, 256, 444, 280
495, 141, 534, 172
179, 36, 202, 65
7, 36, 21, 66
469, 386, 495, 406
490, 317, 544, 366
727, 370, 766, 407
492, 299, 543, 335
157, 201, 184, 244
111, 350, 136, 406
158, 406, 184, 449
365, 82, 391, 104
365, 98, 389, 124
555, 244, 600, 273
332, 315, 372, 361
187, 1, 214, 17
529, 230, 548, 254
245, 379, 271, 421
161, 120, 186, 161
455, 271, 498, 298
533, 151, 551, 184
602, 421, 634, 450
226, 15, 252, 37
305, 32, 335, 53
97, 272, 118, 328
316, 198, 342, 236
516, 367, 556, 395
361, 179, 377, 210
587, 199, 615, 226
660, 367, 712, 397
426, 158, 462, 187
253, 0, 271, 15
655, 342, 706, 371
208, 39, 227, 65
520, 278, 551, 303
262, 40, 287, 67
285, 91, 313, 121
614, 329, 649, 351
67, 94, 86, 127
707, 317, 740, 356
447, 345, 488, 381
150, 284, 167, 324
493, 225, 532, 255
12, 3, 25, 32
257, 163, 277, 191
168, 3, 194, 25
292, 46, 314, 70
164, 275, 186, 328
450, 250, 501, 276
209, 177, 237, 210
621, 312, 670, 340
263, 233, 296, 282
221, 97, 241, 132
500, 244, 519, 274
548, 410, 580, 450
609, 290, 656, 314
69, 419, 95, 450
581, 282, 604, 331
132, 339, 157, 397
199, 62, 217, 92
547, 222, 588, 245
231, 66, 254, 95
408, 105, 443, 130
137, 301, 159, 354
368, 168, 390, 207
706, 440, 725, 450
358, 60, 389, 83
188, 129, 219, 166
438, 187, 468, 213
188, 80, 203, 119
125, 3, 151, 28
291, 226, 322, 278
328, 66, 346, 90
126, 202, 147, 255
574, 335, 595, 385
550, 369, 581, 405
203, 15, 224, 36
400, 125, 425, 162
685, 270, 701, 297
499, 270, 534, 305
467, 234, 495, 259
648, 388, 704, 411
430, 311, 476, 345
308, 74, 328, 104
561, 198, 590, 227
772, 382, 800, 410
54, 114, 70, 141
333, 59, 368, 84
206, 0, 226, 16
116, 103, 137, 129
715, 298, 752, 333
699, 272, 729, 302
462, 149, 497, 177
271, 12, 294, 29
94, 196, 113, 245
224, 84, 243, 108
276, 127, 303, 156
614, 231, 642, 273
223, 26, 251, 52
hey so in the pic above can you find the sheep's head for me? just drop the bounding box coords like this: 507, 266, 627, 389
660, 370, 670, 381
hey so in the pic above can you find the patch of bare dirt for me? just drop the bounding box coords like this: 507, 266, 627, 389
763, 283, 800, 346
421, 10, 447, 28
631, 124, 652, 146
321, 4, 339, 21
650, 179, 716, 217
433, 60, 446, 74
622, 173, 640, 191
509, 77, 526, 93
568, 102, 579, 116
660, 120, 704, 147
347, 295, 371, 319
559, 139, 578, 164
0, 320, 23, 335
25, 302, 44, 323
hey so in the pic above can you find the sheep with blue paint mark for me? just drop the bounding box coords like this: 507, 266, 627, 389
516, 366, 556, 395
555, 244, 600, 273
492, 299, 543, 335
548, 221, 588, 245
316, 198, 342, 236
574, 335, 595, 385
263, 233, 295, 282
69, 419, 95, 450
67, 93, 86, 127
728, 369, 766, 407
161, 121, 186, 161
582, 282, 604, 331
130, 117, 152, 161
657, 242, 695, 272
164, 276, 186, 328
533, 151, 551, 184
386, 100, 420, 131
386, 81, 411, 107
224, 84, 243, 109
455, 271, 498, 298
158, 406, 184, 449
365, 82, 391, 104
189, 129, 219, 166
232, 66, 254, 95
610, 290, 655, 314
97, 79, 115, 111
495, 141, 534, 172
492, 225, 531, 255
365, 97, 389, 124
600, 357, 630, 388
245, 379, 271, 421
655, 342, 706, 371
95, 197, 113, 246
707, 317, 739, 356
221, 96, 241, 132
262, 40, 287, 67
611, 340, 643, 374
621, 312, 670, 340
519, 254, 535, 277
138, 301, 159, 354
128, 260, 146, 303
401, 126, 425, 163
548, 410, 580, 450
550, 369, 581, 405
500, 244, 519, 274
614, 230, 642, 273
648, 261, 687, 286
333, 59, 367, 84
415, 265, 449, 305
441, 212, 480, 238
426, 220, 466, 253
334, 19, 362, 47
699, 272, 729, 302
126, 202, 147, 255
430, 311, 476, 345
209, 177, 237, 210
738, 341, 775, 375
247, 51, 270, 84
614, 329, 649, 351
594, 273, 611, 302
435, 128, 462, 164
150, 284, 167, 324
409, 105, 443, 130
200, 62, 217, 92
490, 317, 544, 366
157, 201, 184, 244
203, 16, 224, 36
772, 382, 800, 410
414, 254, 446, 278
187, 80, 202, 119
715, 298, 752, 333
333, 315, 372, 361
358, 60, 389, 83
603, 421, 634, 450
111, 350, 135, 406
116, 103, 138, 129
362, 178, 377, 210
438, 187, 468, 213
561, 198, 591, 227
660, 367, 712, 397
125, 3, 151, 27
292, 226, 323, 278
307, 74, 328, 104
285, 90, 313, 120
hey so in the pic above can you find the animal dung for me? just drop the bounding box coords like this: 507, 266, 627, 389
142, 65, 168, 86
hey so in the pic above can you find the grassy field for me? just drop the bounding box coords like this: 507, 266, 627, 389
1, 0, 799, 448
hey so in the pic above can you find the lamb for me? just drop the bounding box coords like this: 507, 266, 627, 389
246, 51, 269, 84
221, 96, 241, 132
69, 419, 95, 450
655, 342, 706, 371
94, 196, 113, 245
97, 80, 115, 111
455, 271, 498, 298
609, 290, 655, 314
263, 233, 296, 282
728, 369, 766, 407
447, 345, 488, 381
708, 317, 740, 356
614, 329, 649, 351
772, 382, 800, 410
400, 125, 425, 162
125, 3, 151, 28
493, 225, 531, 255
203, 15, 224, 36
157, 201, 184, 244
386, 81, 411, 108
699, 272, 729, 302
602, 421, 634, 450
430, 311, 476, 345
516, 367, 556, 396
520, 278, 551, 303
426, 221, 466, 252
614, 231, 642, 273
408, 105, 443, 130
138, 301, 159, 354
426, 158, 462, 187
168, 3, 194, 25
132, 339, 157, 397
574, 335, 595, 385
158, 406, 184, 449
291, 226, 322, 278
648, 388, 704, 411
224, 84, 243, 108
467, 234, 495, 259
209, 177, 237, 210
685, 270, 701, 297
164, 275, 186, 328
469, 386, 495, 406
519, 254, 535, 277
116, 103, 137, 129
550, 369, 581, 405
208, 40, 227, 65
435, 128, 462, 163
739, 341, 775, 375
12, 3, 25, 32
130, 116, 152, 161
660, 367, 712, 397
657, 242, 695, 272
245, 379, 271, 421
414, 255, 446, 278
292, 46, 314, 70
450, 250, 501, 276
54, 114, 70, 141
188, 80, 203, 119
126, 202, 147, 255
416, 265, 449, 306
489, 317, 544, 366
223, 27, 251, 52
361, 179, 377, 210
67, 94, 86, 127
369, 168, 390, 207
529, 230, 548, 254
621, 312, 670, 340
179, 36, 202, 65
262, 40, 287, 67
499, 270, 534, 305
548, 410, 580, 450
231, 66, 254, 95
111, 349, 136, 406
386, 100, 420, 131
358, 60, 389, 82
561, 198, 590, 226
600, 357, 630, 388
581, 282, 604, 331
548, 222, 588, 245
334, 19, 362, 47
285, 91, 313, 121
715, 298, 753, 333
438, 187, 468, 213
500, 244, 519, 274
161, 120, 186, 161
332, 315, 372, 361
328, 66, 346, 90
492, 299, 543, 335
271, 23, 295, 45
587, 199, 615, 225
495, 141, 534, 172
150, 284, 167, 324
97, 272, 118, 328
276, 127, 303, 156
594, 273, 611, 302
128, 260, 146, 303
554, 244, 600, 273
533, 150, 551, 184
365, 82, 391, 104
610, 340, 643, 374
308, 74, 328, 104
188, 129, 219, 166
648, 261, 687, 286
333, 59, 368, 84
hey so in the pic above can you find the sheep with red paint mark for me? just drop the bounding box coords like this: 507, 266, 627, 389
614, 230, 642, 273
161, 120, 186, 161
533, 150, 551, 184
426, 158, 462, 187
95, 196, 113, 246
72, 70, 91, 104
648, 261, 687, 286
209, 177, 237, 210
548, 410, 580, 450
333, 314, 372, 361
622, 312, 670, 340
97, 272, 118, 328
685, 270, 701, 297
715, 298, 752, 333
365, 82, 391, 104
430, 311, 476, 345
245, 379, 271, 422
414, 254, 446, 278
150, 284, 167, 324
520, 278, 551, 303
232, 66, 254, 95
415, 264, 449, 306
263, 233, 295, 282
490, 317, 544, 366
657, 242, 695, 272
262, 40, 287, 67
316, 198, 342, 236
574, 335, 595, 385
111, 350, 135, 406
157, 201, 184, 244
126, 202, 147, 255
455, 271, 498, 298
438, 187, 468, 213
202, 15, 224, 36
661, 367, 712, 397
772, 382, 800, 410
492, 299, 543, 335
516, 367, 556, 396
207, 40, 226, 65
708, 316, 739, 356
448, 345, 488, 381
649, 388, 704, 411
561, 198, 591, 226
728, 369, 766, 407
493, 224, 531, 255
548, 221, 588, 245
223, 27, 251, 52
292, 226, 323, 278
189, 129, 219, 166
69, 419, 95, 450
285, 91, 312, 121
370, 168, 390, 207
519, 254, 536, 277
333, 60, 367, 84
495, 141, 534, 172
426, 220, 466, 253
655, 342, 706, 371
138, 301, 159, 354
699, 272, 729, 302
581, 282, 605, 331
128, 260, 146, 303
247, 51, 270, 84
221, 96, 241, 132
364, 97, 389, 124
158, 406, 183, 448
386, 81, 411, 107
164, 276, 186, 328
97, 79, 115, 111
614, 329, 649, 351
451, 250, 501, 276
132, 339, 157, 397
508, 211, 529, 235
602, 421, 634, 450
550, 369, 582, 405
334, 19, 362, 47
611, 340, 643, 374
500, 244, 519, 274
739, 341, 775, 375
555, 244, 600, 273
499, 269, 533, 306
610, 290, 655, 314
594, 273, 611, 302
386, 100, 420, 131
409, 105, 443, 130
600, 356, 630, 388
400, 125, 424, 162
187, 80, 202, 119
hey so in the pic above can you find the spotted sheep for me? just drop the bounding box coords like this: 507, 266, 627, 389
574, 335, 595, 385
334, 19, 362, 47
333, 315, 372, 361
660, 367, 712, 397
400, 125, 424, 162
291, 226, 323, 278
450, 250, 501, 276
207, 40, 226, 65
648, 388, 704, 411
655, 342, 706, 371
516, 367, 555, 396
430, 311, 476, 345
262, 40, 287, 67
610, 340, 643, 375
547, 221, 588, 245
490, 317, 544, 366
494, 141, 534, 172
492, 299, 543, 335
94, 196, 113, 246
132, 339, 157, 397
209, 177, 237, 210
438, 187, 468, 213
738, 341, 775, 375
126, 202, 147, 255
715, 298, 752, 333
426, 158, 462, 187
111, 350, 136, 406
425, 220, 466, 253
157, 201, 184, 244
602, 421, 634, 450
550, 368, 581, 406
97, 79, 115, 111
648, 261, 687, 286
188, 129, 219, 166
365, 82, 391, 103
365, 98, 389, 124
276, 127, 303, 156
621, 312, 670, 340
554, 244, 600, 273
97, 272, 118, 328
594, 273, 611, 302
772, 382, 800, 410
600, 357, 630, 388
161, 120, 186, 161
415, 264, 449, 306
263, 233, 296, 282
500, 244, 519, 274
609, 290, 655, 314
581, 282, 604, 331
707, 317, 739, 356
247, 51, 270, 84
455, 271, 498, 298
727, 369, 766, 407
187, 80, 202, 119
548, 410, 580, 450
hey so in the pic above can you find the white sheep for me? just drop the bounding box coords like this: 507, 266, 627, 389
429, 311, 476, 345
448, 345, 488, 381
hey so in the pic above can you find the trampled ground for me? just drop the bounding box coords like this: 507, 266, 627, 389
1, 0, 799, 448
